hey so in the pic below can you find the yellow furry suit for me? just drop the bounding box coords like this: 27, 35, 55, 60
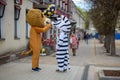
22, 9, 51, 69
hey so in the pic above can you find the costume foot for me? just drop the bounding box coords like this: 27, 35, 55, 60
36, 67, 41, 70
73, 54, 76, 56
32, 68, 40, 72
56, 69, 67, 72
66, 68, 70, 70
64, 69, 67, 71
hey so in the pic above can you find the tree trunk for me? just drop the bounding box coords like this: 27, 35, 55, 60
110, 33, 116, 55
110, 9, 119, 56
104, 36, 106, 49
99, 35, 104, 43
104, 35, 111, 53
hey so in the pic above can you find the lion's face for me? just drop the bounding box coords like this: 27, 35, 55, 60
27, 9, 47, 28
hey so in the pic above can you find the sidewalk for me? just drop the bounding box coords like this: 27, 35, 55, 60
93, 39, 120, 67
0, 39, 120, 80
0, 62, 84, 80
88, 39, 120, 80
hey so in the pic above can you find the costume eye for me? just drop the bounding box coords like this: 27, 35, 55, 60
41, 13, 44, 18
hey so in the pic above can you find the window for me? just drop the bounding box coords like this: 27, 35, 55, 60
26, 9, 30, 38
49, 0, 52, 2
56, 0, 58, 6
0, 16, 5, 40
14, 4, 21, 39
26, 23, 30, 38
62, 0, 65, 10
0, 1, 7, 40
26, 10, 30, 38
15, 0, 20, 4
60, 0, 62, 8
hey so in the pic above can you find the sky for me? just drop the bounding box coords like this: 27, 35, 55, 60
72, 0, 91, 11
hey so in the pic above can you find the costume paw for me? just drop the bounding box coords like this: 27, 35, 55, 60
44, 18, 51, 26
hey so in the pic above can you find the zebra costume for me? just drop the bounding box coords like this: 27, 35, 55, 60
53, 15, 71, 71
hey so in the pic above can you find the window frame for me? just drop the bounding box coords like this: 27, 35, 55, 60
26, 9, 30, 39
0, 1, 7, 40
14, 4, 21, 39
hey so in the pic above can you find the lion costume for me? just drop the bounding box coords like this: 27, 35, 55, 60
22, 9, 51, 71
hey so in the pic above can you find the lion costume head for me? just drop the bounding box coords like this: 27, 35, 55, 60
26, 9, 51, 28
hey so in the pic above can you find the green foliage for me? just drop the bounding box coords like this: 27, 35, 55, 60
77, 7, 90, 29
89, 0, 119, 35
77, 7, 89, 20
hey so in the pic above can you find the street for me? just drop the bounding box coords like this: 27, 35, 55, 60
0, 39, 120, 80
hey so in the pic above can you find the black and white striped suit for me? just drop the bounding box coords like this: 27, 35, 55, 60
53, 15, 71, 71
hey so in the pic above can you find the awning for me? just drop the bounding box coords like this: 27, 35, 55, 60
0, 0, 7, 5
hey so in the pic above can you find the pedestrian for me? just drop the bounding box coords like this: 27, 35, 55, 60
70, 32, 79, 56
84, 33, 89, 44
53, 15, 71, 72
77, 32, 81, 42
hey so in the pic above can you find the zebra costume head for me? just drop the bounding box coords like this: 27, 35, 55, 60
54, 15, 71, 34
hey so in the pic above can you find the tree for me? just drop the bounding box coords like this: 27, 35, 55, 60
86, 0, 120, 56
77, 7, 90, 30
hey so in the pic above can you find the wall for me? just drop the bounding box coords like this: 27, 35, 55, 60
71, 1, 85, 29
0, 0, 33, 55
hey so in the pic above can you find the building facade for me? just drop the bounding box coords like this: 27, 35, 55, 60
0, 0, 33, 55
0, 0, 85, 57
71, 1, 85, 32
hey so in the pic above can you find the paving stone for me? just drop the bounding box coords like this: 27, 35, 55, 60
0, 63, 81, 80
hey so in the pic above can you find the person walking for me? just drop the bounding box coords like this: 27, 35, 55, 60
70, 32, 79, 56
77, 32, 81, 42
84, 33, 89, 44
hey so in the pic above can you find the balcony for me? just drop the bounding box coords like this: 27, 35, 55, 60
33, 0, 55, 9
34, 3, 48, 9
